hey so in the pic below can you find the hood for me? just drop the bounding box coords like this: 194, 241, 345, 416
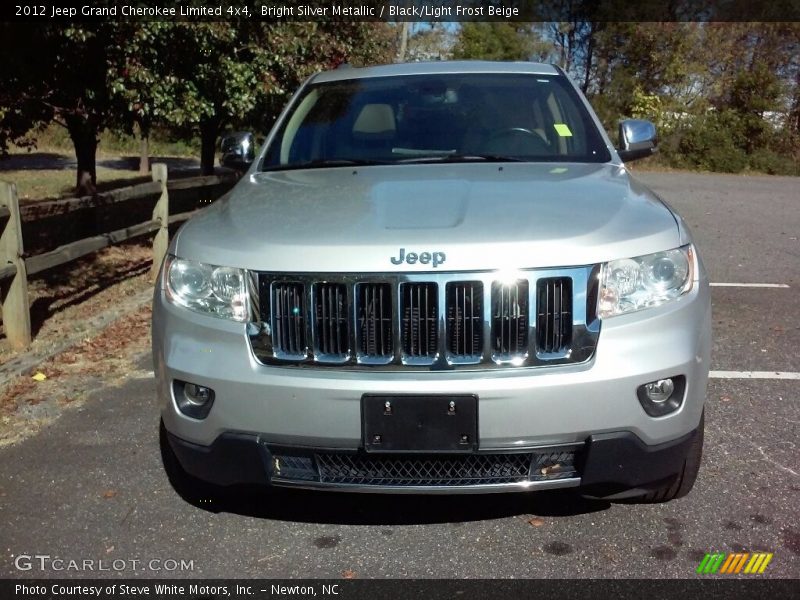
174, 163, 680, 272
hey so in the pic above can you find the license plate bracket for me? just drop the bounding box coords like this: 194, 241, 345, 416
362, 394, 478, 453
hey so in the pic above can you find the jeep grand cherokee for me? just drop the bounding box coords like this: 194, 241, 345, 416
153, 61, 711, 502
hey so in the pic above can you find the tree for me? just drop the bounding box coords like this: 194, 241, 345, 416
406, 23, 455, 62
453, 23, 548, 61
110, 22, 395, 175
0, 23, 121, 194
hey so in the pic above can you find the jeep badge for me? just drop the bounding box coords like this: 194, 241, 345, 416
390, 248, 446, 268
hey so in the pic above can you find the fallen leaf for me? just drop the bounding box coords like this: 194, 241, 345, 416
102, 490, 117, 499
528, 517, 545, 527
106, 546, 115, 554
342, 570, 357, 579
32, 372, 47, 382
720, 396, 732, 402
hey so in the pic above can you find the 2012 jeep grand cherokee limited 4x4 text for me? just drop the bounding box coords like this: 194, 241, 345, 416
153, 61, 711, 502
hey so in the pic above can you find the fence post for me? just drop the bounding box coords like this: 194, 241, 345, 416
0, 182, 32, 348
151, 163, 169, 280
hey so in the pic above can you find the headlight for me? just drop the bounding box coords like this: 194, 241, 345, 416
164, 256, 250, 322
598, 246, 694, 318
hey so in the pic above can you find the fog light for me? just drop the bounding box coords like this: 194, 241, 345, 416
185, 383, 212, 405
644, 379, 675, 403
637, 375, 685, 417
173, 380, 215, 419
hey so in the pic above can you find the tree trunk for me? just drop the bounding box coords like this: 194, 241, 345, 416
199, 118, 219, 176
139, 134, 149, 174
397, 21, 409, 62
135, 119, 150, 174
66, 117, 99, 196
582, 25, 596, 94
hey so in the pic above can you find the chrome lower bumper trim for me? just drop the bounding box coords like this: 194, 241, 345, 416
270, 477, 581, 494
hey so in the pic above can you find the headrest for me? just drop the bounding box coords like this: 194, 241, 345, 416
353, 104, 396, 135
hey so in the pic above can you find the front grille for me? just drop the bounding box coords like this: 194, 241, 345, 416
271, 450, 578, 487
252, 268, 595, 370
401, 283, 438, 360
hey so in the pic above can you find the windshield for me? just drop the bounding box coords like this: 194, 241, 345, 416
261, 73, 611, 170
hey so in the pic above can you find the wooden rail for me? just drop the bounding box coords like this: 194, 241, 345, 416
0, 164, 237, 349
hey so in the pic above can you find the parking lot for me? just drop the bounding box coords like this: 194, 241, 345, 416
0, 170, 798, 579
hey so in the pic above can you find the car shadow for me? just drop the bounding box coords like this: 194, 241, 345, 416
177, 483, 610, 525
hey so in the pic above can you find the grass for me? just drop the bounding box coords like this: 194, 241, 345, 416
1, 123, 202, 202
4, 166, 150, 202
23, 122, 202, 159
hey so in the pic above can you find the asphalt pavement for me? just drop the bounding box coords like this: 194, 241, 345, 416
0, 170, 798, 579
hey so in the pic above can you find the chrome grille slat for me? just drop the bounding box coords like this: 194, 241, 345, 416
491, 280, 529, 361
401, 282, 438, 361
314, 282, 349, 360
446, 281, 483, 361
357, 282, 393, 361
251, 269, 596, 370
536, 277, 573, 355
272, 282, 307, 358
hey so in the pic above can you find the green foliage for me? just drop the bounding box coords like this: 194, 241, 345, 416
0, 23, 112, 149
667, 112, 747, 173
747, 148, 800, 176
2, 17, 798, 179
106, 21, 394, 172
1, 18, 394, 181
585, 22, 799, 175
629, 86, 663, 126
453, 23, 544, 61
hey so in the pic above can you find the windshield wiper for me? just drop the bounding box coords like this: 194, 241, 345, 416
398, 154, 526, 164
263, 158, 390, 171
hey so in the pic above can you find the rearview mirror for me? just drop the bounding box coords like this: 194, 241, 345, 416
617, 119, 657, 162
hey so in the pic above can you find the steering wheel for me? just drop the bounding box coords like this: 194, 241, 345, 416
485, 127, 551, 156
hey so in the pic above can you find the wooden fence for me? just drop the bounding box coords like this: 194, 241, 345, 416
0, 163, 237, 349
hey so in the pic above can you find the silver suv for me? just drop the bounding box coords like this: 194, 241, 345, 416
153, 61, 711, 502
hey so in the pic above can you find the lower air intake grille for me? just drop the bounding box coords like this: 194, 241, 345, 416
316, 453, 534, 486
270, 450, 579, 487
536, 277, 573, 354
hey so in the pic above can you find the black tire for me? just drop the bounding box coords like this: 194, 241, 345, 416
635, 410, 704, 503
159, 420, 221, 508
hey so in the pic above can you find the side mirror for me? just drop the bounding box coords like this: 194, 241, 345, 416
617, 119, 657, 162
220, 131, 256, 171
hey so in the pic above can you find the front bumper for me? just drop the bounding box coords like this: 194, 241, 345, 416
153, 273, 710, 493
164, 425, 700, 496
